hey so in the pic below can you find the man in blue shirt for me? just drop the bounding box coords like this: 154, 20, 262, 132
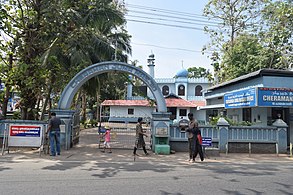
46, 112, 62, 156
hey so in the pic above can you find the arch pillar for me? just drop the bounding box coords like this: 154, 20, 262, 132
152, 112, 171, 154
50, 109, 75, 150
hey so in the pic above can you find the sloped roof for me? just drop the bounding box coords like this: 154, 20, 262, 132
101, 98, 200, 108
165, 98, 197, 108
189, 100, 206, 107
101, 100, 154, 107
207, 69, 293, 91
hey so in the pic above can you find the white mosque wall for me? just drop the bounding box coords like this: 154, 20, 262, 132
148, 82, 210, 101
109, 106, 155, 119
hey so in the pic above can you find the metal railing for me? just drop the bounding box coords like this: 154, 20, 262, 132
169, 124, 283, 154
170, 125, 219, 141
228, 126, 277, 142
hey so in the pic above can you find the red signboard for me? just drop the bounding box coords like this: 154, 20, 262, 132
10, 125, 41, 137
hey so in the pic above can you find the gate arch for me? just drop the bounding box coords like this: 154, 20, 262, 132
58, 61, 167, 112
55, 61, 170, 151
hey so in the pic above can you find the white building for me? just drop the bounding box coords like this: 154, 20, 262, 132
101, 54, 212, 124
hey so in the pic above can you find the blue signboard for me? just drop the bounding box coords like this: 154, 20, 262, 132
202, 137, 212, 146
224, 88, 257, 109
258, 87, 293, 107
10, 125, 41, 137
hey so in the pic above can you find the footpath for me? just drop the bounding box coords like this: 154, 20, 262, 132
1, 128, 292, 164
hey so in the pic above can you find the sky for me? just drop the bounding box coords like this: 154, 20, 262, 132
124, 0, 214, 78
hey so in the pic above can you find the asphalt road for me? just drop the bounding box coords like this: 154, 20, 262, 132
0, 128, 292, 195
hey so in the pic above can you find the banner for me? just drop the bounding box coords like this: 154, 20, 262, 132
258, 87, 293, 107
224, 88, 257, 108
10, 125, 41, 137
8, 124, 43, 147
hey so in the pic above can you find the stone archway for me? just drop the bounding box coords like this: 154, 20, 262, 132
58, 61, 166, 112
55, 61, 170, 153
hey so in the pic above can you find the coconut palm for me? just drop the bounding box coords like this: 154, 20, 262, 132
40, 0, 132, 119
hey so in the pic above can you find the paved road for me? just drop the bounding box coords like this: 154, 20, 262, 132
1, 128, 292, 195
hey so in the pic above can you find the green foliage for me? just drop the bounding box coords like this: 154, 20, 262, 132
203, 0, 267, 50
0, 0, 131, 119
260, 0, 293, 68
12, 111, 21, 120
203, 0, 292, 83
84, 119, 98, 128
220, 34, 273, 80
210, 115, 252, 126
187, 67, 211, 79
209, 116, 233, 126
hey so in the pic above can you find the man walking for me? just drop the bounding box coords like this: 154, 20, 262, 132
46, 112, 62, 156
186, 113, 198, 162
133, 117, 149, 156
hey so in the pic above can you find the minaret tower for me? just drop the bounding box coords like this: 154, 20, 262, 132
147, 54, 155, 78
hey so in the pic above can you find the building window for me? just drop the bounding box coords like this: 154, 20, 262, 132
195, 85, 203, 96
168, 107, 176, 120
179, 109, 187, 117
162, 85, 169, 96
212, 110, 218, 117
178, 85, 185, 96
243, 108, 251, 122
128, 108, 134, 115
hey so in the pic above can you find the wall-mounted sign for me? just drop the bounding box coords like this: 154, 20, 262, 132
178, 119, 189, 132
258, 87, 293, 107
224, 88, 257, 109
202, 137, 212, 146
156, 127, 168, 135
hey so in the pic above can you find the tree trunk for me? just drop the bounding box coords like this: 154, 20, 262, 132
40, 85, 52, 120
2, 86, 10, 119
2, 53, 14, 119
22, 107, 28, 120
35, 95, 41, 120
73, 91, 81, 110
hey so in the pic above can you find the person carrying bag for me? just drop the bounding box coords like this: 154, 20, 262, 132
194, 126, 204, 162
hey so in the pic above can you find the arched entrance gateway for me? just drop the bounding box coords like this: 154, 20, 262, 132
52, 61, 170, 152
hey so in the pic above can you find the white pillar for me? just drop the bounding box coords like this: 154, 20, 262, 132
147, 54, 155, 78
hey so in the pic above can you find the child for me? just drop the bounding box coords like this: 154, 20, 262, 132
101, 126, 112, 153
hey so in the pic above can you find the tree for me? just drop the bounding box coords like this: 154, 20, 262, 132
203, 0, 292, 82
1, 0, 131, 120
0, 0, 23, 118
221, 33, 272, 78
62, 0, 131, 121
0, 0, 68, 119
203, 0, 267, 49
203, 0, 269, 82
187, 67, 211, 79
259, 0, 293, 69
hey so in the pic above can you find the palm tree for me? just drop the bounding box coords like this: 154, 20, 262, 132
40, 0, 132, 119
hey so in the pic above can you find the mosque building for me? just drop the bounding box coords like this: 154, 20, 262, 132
101, 54, 212, 123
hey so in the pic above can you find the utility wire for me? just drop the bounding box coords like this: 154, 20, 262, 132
126, 14, 223, 28
126, 19, 204, 31
126, 3, 221, 22
127, 9, 221, 26
125, 4, 224, 31
125, 4, 220, 55
131, 42, 216, 54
